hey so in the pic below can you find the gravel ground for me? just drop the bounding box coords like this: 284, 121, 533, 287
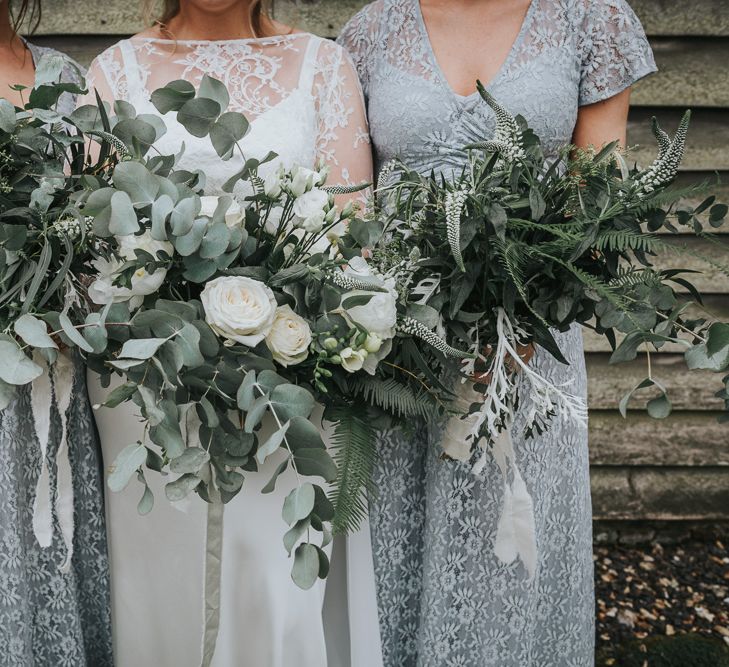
595, 538, 729, 664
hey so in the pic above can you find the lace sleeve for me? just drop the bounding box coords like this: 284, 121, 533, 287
81, 44, 127, 107
578, 0, 657, 106
337, 1, 383, 99
313, 40, 373, 207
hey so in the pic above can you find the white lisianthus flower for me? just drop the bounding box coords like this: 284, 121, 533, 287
88, 231, 173, 310
364, 333, 383, 354
264, 170, 283, 199
339, 347, 366, 373
308, 220, 347, 256
199, 195, 245, 228
288, 166, 321, 197
265, 305, 312, 367
201, 276, 278, 347
341, 256, 398, 340
263, 206, 285, 235
294, 188, 330, 234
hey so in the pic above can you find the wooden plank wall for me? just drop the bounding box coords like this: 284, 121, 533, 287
28, 0, 729, 523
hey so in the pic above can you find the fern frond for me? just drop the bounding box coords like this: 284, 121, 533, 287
327, 408, 378, 535
593, 229, 660, 254
348, 376, 436, 418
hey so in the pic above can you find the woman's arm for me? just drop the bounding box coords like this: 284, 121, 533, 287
312, 41, 373, 211
572, 88, 631, 150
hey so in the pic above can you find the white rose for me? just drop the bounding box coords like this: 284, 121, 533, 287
199, 195, 245, 228
294, 188, 330, 232
201, 276, 278, 347
340, 258, 398, 340
88, 231, 172, 310
265, 305, 312, 367
339, 347, 366, 373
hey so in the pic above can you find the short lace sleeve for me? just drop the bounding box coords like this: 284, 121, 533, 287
312, 40, 373, 204
82, 44, 128, 106
578, 0, 657, 106
337, 1, 383, 99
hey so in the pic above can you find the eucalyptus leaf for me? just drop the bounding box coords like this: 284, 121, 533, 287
165, 474, 201, 502
0, 341, 44, 385
14, 314, 57, 349
269, 384, 316, 421
108, 443, 147, 492
291, 543, 320, 590
282, 482, 315, 526
177, 98, 221, 138
109, 190, 140, 235
256, 420, 290, 465
170, 447, 210, 474
283, 518, 309, 555
119, 337, 167, 360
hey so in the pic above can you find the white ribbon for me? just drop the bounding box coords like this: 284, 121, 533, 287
487, 426, 537, 579
30, 352, 54, 548
30, 351, 77, 572
201, 501, 224, 667
182, 407, 224, 667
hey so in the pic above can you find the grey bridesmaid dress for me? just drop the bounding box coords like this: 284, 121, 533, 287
339, 1, 656, 665
0, 44, 113, 666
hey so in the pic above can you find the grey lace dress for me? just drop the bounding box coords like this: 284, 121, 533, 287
0, 43, 113, 667
338, 1, 656, 665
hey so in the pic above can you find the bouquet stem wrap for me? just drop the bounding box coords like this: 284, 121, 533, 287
30, 351, 76, 572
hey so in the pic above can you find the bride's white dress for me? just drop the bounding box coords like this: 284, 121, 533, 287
84, 33, 381, 667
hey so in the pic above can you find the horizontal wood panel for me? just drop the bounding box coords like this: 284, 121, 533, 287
634, 38, 729, 108
585, 352, 725, 411
30, 0, 729, 38
591, 466, 729, 519
589, 411, 729, 466
629, 108, 729, 171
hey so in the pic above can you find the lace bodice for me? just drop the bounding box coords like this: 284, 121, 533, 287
85, 33, 371, 202
339, 0, 656, 173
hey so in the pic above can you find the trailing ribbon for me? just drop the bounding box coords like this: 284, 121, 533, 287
483, 425, 537, 579
30, 351, 77, 572
181, 406, 224, 667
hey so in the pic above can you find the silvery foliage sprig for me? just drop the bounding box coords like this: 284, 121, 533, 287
0, 55, 109, 407
376, 79, 729, 459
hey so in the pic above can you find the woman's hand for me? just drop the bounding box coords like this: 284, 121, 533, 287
470, 343, 535, 384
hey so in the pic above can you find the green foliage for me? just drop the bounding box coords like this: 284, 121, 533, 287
327, 407, 379, 535
598, 635, 729, 667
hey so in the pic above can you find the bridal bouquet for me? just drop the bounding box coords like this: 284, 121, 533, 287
0, 55, 98, 403
69, 77, 450, 588
376, 81, 729, 465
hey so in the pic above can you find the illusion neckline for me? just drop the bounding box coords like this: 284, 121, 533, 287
129, 32, 311, 47
413, 0, 538, 102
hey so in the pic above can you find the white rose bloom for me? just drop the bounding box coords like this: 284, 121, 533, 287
340, 257, 398, 340
199, 195, 245, 228
265, 305, 312, 367
339, 347, 366, 373
88, 231, 172, 310
201, 276, 278, 347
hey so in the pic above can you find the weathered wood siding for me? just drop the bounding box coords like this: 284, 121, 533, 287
28, 0, 729, 522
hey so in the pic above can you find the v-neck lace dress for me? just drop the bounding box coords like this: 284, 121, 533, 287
85, 33, 374, 667
0, 44, 113, 667
339, 1, 656, 665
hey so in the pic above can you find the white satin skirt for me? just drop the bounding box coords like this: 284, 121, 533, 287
89, 373, 383, 667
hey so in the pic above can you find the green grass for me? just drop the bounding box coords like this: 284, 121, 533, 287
597, 635, 729, 667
